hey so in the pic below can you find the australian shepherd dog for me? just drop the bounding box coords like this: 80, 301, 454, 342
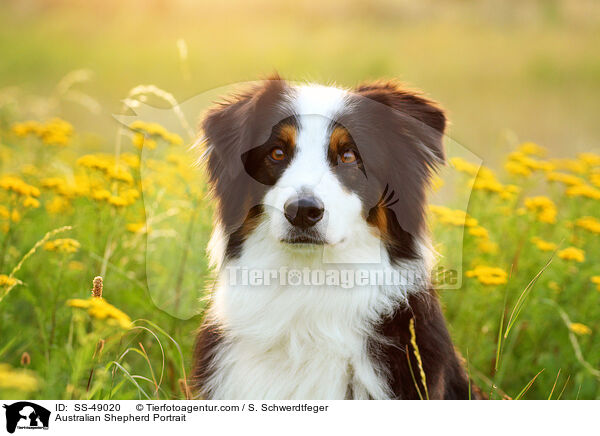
192, 76, 478, 400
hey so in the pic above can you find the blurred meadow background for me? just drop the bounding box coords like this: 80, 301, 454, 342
0, 0, 599, 399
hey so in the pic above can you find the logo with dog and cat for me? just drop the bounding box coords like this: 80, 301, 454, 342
2, 402, 50, 434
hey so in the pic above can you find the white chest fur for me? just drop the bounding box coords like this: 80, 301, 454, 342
203, 225, 430, 400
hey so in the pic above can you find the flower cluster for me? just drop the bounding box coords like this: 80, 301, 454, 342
67, 297, 132, 329
0, 175, 40, 198
12, 118, 73, 146
451, 157, 521, 200
524, 196, 557, 224
465, 265, 508, 286
0, 274, 18, 287
575, 216, 600, 234
429, 205, 478, 227
0, 363, 39, 392
557, 247, 585, 263
531, 236, 557, 252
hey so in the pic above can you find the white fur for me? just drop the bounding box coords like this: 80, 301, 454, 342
203, 84, 431, 399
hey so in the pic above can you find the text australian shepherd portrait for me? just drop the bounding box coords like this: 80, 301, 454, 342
192, 76, 481, 400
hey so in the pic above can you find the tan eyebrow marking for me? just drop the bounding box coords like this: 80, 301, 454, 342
329, 126, 352, 154
277, 124, 297, 148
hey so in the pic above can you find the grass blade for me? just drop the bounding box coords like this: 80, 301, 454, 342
514, 369, 544, 400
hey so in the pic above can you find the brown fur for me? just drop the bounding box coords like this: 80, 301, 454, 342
369, 289, 481, 399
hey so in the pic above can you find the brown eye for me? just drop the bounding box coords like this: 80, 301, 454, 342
270, 147, 286, 161
340, 149, 357, 164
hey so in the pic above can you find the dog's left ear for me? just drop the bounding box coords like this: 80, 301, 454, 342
353, 81, 446, 164
200, 75, 290, 181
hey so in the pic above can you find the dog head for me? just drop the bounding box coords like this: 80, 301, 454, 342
200, 76, 445, 266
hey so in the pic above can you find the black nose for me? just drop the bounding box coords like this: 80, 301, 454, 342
284, 196, 325, 229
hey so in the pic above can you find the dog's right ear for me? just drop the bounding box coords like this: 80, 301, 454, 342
200, 76, 289, 181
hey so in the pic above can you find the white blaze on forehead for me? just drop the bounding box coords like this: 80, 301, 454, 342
291, 83, 348, 120
278, 84, 349, 187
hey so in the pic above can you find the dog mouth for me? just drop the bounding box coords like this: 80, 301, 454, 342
281, 229, 326, 245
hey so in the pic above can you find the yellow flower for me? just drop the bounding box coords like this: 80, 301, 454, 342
132, 132, 157, 150
78, 154, 112, 171
468, 226, 489, 239
524, 196, 557, 224
107, 195, 129, 207
91, 189, 111, 201
576, 216, 600, 234
531, 237, 557, 252
41, 177, 66, 190
67, 297, 132, 329
449, 157, 479, 176
505, 161, 531, 177
12, 120, 42, 137
106, 165, 133, 184
508, 151, 553, 172
429, 205, 478, 227
126, 222, 149, 233
591, 172, 600, 188
0, 363, 39, 392
538, 208, 557, 224
524, 195, 554, 210
578, 152, 600, 167
500, 184, 520, 199
569, 323, 591, 336
466, 265, 508, 285
12, 118, 73, 146
546, 171, 585, 186
121, 189, 139, 203
46, 196, 70, 214
477, 240, 498, 254
0, 274, 18, 287
468, 165, 520, 199
470, 177, 503, 194
119, 153, 140, 168
565, 184, 600, 200
23, 196, 40, 208
0, 175, 40, 197
517, 142, 546, 156
590, 276, 600, 291
165, 132, 183, 145
44, 238, 80, 254
557, 247, 585, 263
551, 158, 587, 174
40, 118, 73, 146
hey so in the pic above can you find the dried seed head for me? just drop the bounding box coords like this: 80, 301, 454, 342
92, 276, 103, 298
20, 351, 31, 366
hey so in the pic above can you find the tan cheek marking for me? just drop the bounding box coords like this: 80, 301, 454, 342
329, 126, 352, 155
368, 206, 393, 243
